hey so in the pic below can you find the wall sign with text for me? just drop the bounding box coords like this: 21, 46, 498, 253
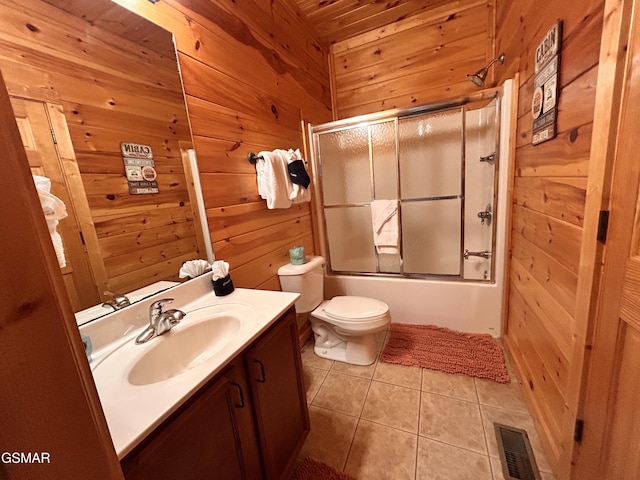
120, 142, 159, 194
532, 21, 562, 146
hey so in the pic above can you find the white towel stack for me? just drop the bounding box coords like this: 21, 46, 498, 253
211, 260, 230, 280
256, 149, 311, 209
33, 175, 68, 268
370, 199, 399, 254
256, 150, 292, 209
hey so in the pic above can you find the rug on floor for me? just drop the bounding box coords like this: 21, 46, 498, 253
291, 457, 355, 480
380, 323, 511, 383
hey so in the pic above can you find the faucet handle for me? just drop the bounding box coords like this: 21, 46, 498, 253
164, 309, 186, 326
149, 298, 174, 319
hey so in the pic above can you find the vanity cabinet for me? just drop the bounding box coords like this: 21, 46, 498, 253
121, 307, 308, 480
246, 308, 310, 479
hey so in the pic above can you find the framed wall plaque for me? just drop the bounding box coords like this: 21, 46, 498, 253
121, 142, 159, 194
532, 21, 562, 146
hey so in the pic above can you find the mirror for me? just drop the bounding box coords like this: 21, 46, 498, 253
1, 0, 207, 325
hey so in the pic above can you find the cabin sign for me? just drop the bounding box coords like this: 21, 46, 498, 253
121, 142, 153, 159
532, 21, 562, 146
121, 142, 159, 194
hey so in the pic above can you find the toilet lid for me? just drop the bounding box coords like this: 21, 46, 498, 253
324, 296, 388, 321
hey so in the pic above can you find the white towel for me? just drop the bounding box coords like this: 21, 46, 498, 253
33, 175, 68, 268
282, 148, 311, 204
370, 199, 399, 254
256, 150, 292, 209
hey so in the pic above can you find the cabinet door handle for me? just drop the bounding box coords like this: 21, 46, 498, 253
254, 359, 266, 383
230, 382, 245, 408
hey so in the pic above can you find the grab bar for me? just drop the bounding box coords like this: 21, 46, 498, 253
464, 249, 491, 260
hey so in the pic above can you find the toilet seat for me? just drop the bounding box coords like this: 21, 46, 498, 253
311, 296, 391, 335
310, 296, 391, 365
323, 296, 389, 322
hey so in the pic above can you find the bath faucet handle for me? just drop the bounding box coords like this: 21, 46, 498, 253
477, 204, 492, 226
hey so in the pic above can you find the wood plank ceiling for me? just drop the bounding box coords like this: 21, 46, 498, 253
294, 0, 457, 44
50, 0, 461, 47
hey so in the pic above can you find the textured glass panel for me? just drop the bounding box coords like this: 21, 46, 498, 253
318, 126, 371, 206
402, 199, 461, 275
325, 206, 376, 272
399, 110, 462, 200
464, 100, 497, 280
371, 121, 397, 200
378, 253, 401, 273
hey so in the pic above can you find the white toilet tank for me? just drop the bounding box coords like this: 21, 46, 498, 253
277, 256, 325, 313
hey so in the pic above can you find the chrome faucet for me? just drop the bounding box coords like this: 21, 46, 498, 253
135, 298, 186, 345
102, 291, 131, 311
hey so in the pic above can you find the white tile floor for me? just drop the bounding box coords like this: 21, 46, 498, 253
298, 329, 556, 480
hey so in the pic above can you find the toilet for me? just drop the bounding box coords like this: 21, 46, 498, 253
278, 256, 391, 366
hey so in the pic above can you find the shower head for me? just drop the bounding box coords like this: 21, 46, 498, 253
466, 54, 505, 87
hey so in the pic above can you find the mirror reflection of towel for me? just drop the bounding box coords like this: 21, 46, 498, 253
33, 175, 68, 268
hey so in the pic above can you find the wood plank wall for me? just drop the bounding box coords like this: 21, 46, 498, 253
495, 0, 605, 472
111, 0, 332, 292
0, 0, 200, 297
329, 0, 494, 119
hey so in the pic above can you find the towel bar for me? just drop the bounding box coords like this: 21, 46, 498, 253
248, 152, 263, 164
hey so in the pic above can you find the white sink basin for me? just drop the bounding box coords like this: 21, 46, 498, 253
95, 303, 257, 386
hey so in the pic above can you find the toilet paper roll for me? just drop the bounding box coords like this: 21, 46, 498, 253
289, 246, 306, 265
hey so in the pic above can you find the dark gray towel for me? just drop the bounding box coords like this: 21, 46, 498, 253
287, 159, 310, 188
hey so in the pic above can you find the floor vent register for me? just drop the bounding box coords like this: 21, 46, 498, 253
494, 423, 542, 480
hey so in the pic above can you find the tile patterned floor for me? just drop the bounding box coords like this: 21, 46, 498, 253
298, 329, 557, 480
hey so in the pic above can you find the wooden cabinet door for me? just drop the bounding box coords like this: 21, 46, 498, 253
121, 368, 245, 480
246, 309, 310, 480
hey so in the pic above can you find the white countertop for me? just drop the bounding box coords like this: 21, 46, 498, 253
85, 282, 298, 459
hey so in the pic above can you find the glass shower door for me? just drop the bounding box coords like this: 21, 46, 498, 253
399, 109, 463, 275
318, 120, 398, 273
312, 92, 499, 281
319, 125, 376, 273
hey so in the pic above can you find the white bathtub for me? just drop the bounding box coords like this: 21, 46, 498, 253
325, 273, 504, 337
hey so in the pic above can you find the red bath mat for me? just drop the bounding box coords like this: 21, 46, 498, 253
380, 323, 511, 383
291, 457, 355, 480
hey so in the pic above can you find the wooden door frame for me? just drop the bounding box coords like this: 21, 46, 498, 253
571, 0, 640, 477
559, 0, 635, 475
9, 93, 111, 301
0, 70, 122, 477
